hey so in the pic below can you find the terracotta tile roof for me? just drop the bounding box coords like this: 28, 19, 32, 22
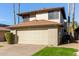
17, 7, 66, 19
0, 27, 10, 31
9, 20, 63, 29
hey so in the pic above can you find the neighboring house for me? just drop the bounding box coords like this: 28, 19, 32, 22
0, 24, 9, 27
10, 7, 66, 46
0, 24, 10, 42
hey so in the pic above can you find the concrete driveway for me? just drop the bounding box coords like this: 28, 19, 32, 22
0, 42, 46, 56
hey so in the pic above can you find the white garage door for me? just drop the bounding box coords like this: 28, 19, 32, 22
17, 29, 49, 45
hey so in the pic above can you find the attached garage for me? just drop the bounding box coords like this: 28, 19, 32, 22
17, 29, 48, 45
10, 20, 62, 46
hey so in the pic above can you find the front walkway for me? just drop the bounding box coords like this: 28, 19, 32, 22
0, 42, 46, 56
58, 43, 79, 50
58, 41, 79, 56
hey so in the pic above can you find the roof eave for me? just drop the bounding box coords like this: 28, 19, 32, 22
9, 24, 63, 30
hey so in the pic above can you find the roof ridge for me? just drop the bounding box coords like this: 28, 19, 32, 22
17, 7, 66, 19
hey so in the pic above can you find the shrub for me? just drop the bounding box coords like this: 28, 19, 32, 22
0, 45, 3, 47
5, 32, 14, 44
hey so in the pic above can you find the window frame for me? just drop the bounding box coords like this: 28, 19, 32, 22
48, 11, 59, 19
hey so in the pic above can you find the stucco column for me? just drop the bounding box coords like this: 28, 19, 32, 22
48, 28, 58, 47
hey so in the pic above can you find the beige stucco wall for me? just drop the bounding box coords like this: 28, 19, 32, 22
29, 13, 48, 21
48, 28, 58, 46
11, 27, 58, 46
36, 13, 48, 20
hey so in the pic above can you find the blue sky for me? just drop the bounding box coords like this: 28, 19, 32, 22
0, 3, 79, 25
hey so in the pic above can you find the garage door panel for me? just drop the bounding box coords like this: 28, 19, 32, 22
17, 30, 48, 45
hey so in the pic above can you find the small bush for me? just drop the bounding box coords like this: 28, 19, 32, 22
0, 45, 3, 47
5, 32, 14, 44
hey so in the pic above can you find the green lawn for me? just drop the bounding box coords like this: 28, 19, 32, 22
32, 47, 77, 56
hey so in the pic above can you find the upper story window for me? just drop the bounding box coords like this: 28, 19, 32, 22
23, 16, 29, 22
23, 15, 36, 21
30, 15, 36, 21
48, 11, 59, 19
30, 15, 36, 18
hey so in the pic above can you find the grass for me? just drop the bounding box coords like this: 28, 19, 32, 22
32, 47, 77, 56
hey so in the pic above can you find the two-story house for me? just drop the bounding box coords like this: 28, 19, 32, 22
10, 7, 66, 46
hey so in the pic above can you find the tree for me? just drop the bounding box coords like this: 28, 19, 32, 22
69, 21, 78, 32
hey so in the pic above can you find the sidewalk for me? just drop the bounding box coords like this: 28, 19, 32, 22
58, 42, 79, 56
